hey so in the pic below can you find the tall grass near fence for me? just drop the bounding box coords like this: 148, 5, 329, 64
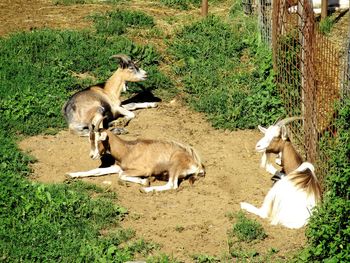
0, 9, 173, 261
300, 99, 350, 262
168, 15, 285, 129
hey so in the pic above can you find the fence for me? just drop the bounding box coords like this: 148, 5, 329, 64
256, 0, 350, 183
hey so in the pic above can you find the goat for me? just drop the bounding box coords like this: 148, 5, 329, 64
240, 117, 322, 229
62, 54, 157, 136
67, 117, 205, 192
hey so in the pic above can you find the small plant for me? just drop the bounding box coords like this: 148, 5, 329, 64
230, 212, 267, 243
175, 225, 185, 232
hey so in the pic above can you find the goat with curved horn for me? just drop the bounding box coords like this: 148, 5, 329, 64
62, 54, 157, 136
110, 54, 132, 68
241, 117, 321, 229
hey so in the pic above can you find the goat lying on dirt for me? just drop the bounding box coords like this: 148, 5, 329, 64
67, 117, 205, 192
240, 117, 322, 229
62, 54, 157, 136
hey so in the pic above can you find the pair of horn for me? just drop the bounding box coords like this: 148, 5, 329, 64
110, 54, 132, 68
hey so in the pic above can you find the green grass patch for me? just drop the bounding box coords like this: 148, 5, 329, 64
0, 29, 171, 135
168, 14, 285, 129
90, 9, 155, 36
53, 0, 124, 5
0, 15, 173, 261
226, 212, 268, 261
160, 0, 200, 10
318, 15, 336, 35
230, 212, 267, 243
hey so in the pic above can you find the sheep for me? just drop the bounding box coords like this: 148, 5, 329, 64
67, 117, 205, 192
62, 54, 157, 136
240, 117, 322, 229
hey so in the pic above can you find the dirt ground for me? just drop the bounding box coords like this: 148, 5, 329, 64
3, 0, 306, 261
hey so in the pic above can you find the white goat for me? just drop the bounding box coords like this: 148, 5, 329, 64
288, 0, 349, 14
67, 117, 205, 192
62, 54, 157, 136
240, 117, 322, 229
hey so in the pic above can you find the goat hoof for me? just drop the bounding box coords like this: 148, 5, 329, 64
64, 174, 76, 182
240, 202, 249, 210
149, 102, 158, 108
142, 178, 151, 187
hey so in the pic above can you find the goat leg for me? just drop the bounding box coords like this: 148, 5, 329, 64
119, 169, 150, 186
67, 165, 122, 178
122, 102, 157, 111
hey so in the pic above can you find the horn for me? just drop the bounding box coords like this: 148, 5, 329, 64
275, 116, 303, 127
109, 54, 131, 68
94, 116, 107, 132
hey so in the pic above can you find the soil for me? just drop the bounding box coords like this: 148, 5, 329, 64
3, 0, 306, 261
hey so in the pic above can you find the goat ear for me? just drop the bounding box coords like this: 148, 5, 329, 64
99, 131, 108, 141
281, 125, 288, 140
258, 125, 267, 134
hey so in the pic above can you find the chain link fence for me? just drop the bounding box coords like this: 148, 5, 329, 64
254, 0, 349, 183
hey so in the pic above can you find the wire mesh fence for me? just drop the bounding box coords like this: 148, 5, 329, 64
255, 0, 350, 183
258, 0, 273, 46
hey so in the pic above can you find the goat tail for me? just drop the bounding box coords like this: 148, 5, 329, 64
288, 162, 322, 203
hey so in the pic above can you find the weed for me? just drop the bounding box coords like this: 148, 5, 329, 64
90, 9, 155, 36
319, 16, 336, 35
301, 99, 350, 262
229, 212, 267, 243
175, 225, 185, 232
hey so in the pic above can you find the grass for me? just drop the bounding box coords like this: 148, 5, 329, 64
225, 212, 269, 261
53, 0, 124, 5
230, 212, 267, 243
168, 14, 285, 129
0, 28, 171, 135
0, 129, 141, 262
3, 0, 340, 261
0, 7, 173, 262
90, 9, 155, 35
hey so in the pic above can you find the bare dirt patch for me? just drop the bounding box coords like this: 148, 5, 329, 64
19, 101, 306, 261
4, 0, 306, 261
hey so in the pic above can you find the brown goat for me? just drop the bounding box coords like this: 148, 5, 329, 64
62, 54, 157, 136
67, 118, 205, 192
